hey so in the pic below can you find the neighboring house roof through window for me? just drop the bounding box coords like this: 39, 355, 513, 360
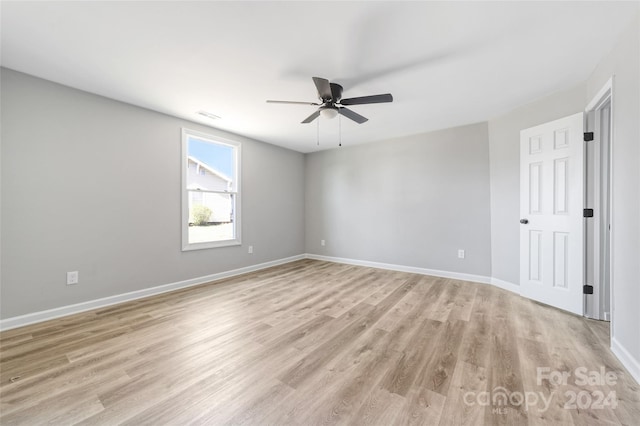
187, 156, 232, 183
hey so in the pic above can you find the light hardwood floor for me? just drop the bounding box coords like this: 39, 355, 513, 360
1, 260, 639, 425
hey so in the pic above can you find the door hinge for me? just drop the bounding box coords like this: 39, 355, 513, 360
583, 285, 594, 295
584, 132, 594, 142
583, 208, 594, 217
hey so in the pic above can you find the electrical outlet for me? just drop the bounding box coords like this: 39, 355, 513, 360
458, 250, 465, 259
67, 271, 79, 285
248, 245, 253, 254
321, 240, 325, 246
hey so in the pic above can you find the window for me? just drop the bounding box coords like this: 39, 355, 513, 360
182, 128, 241, 250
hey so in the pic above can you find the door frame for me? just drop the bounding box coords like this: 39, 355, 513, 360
584, 76, 615, 323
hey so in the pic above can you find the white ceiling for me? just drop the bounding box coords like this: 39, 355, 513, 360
1, 1, 637, 153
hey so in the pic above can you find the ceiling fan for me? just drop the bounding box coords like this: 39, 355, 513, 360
267, 77, 393, 124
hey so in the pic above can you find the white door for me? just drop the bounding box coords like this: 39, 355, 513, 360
520, 113, 584, 315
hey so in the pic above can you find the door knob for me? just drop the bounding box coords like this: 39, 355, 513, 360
520, 218, 529, 224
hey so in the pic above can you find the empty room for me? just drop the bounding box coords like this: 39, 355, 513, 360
1, 1, 639, 425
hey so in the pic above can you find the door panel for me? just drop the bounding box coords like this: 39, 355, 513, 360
529, 230, 542, 282
554, 158, 569, 214
529, 162, 542, 214
520, 113, 584, 315
553, 232, 569, 288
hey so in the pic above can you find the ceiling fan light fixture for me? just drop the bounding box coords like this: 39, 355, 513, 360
319, 106, 339, 119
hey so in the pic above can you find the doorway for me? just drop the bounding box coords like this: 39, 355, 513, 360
584, 77, 614, 322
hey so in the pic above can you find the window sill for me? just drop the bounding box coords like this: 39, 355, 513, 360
182, 239, 242, 251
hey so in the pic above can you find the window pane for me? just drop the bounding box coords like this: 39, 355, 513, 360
186, 137, 235, 191
188, 192, 235, 244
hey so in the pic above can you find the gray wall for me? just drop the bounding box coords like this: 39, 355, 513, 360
487, 84, 586, 285
1, 69, 305, 319
586, 12, 639, 367
305, 123, 492, 277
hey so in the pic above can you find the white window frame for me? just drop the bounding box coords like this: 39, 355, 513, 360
181, 128, 241, 251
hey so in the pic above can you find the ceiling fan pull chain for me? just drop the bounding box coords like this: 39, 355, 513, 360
317, 117, 320, 146
339, 114, 342, 147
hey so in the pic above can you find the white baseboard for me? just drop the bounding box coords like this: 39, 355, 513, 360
0, 254, 305, 332
306, 254, 522, 295
611, 337, 640, 385
305, 253, 495, 286
490, 277, 521, 293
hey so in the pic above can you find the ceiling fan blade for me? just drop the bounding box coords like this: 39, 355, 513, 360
312, 77, 333, 101
301, 110, 321, 124
340, 93, 393, 106
266, 100, 319, 105
338, 107, 368, 124
330, 83, 343, 102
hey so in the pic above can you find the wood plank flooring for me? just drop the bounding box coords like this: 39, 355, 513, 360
1, 259, 638, 425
